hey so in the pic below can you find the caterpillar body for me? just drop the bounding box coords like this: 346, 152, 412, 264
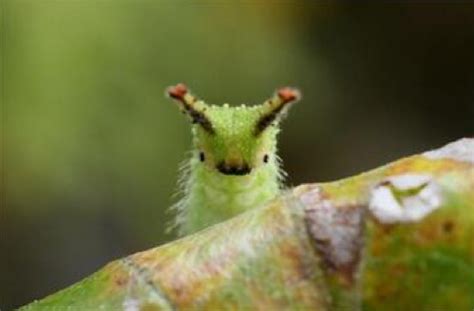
167, 84, 300, 236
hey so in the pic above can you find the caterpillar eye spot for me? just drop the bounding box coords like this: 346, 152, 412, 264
263, 154, 269, 163
199, 152, 205, 162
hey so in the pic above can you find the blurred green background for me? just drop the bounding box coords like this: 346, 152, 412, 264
2, 1, 473, 309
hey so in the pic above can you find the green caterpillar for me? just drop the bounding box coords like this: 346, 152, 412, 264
167, 83, 300, 236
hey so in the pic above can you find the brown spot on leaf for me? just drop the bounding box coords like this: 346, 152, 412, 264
301, 188, 365, 286
442, 220, 455, 233
114, 275, 128, 287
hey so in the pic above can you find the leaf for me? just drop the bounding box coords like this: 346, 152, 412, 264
20, 139, 474, 310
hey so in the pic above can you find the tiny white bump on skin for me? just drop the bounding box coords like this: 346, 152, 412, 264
369, 174, 443, 224
423, 138, 474, 164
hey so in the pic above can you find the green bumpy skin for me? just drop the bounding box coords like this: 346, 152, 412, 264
167, 84, 300, 236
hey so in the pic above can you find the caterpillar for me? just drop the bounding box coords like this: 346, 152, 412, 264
167, 83, 300, 236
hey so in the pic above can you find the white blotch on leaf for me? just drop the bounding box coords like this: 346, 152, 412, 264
423, 138, 474, 163
123, 298, 140, 311
369, 174, 443, 224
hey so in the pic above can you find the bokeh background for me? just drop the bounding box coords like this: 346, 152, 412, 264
2, 2, 473, 309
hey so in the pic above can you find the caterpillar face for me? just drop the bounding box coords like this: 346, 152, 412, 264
200, 147, 269, 176
167, 83, 300, 177
193, 108, 278, 176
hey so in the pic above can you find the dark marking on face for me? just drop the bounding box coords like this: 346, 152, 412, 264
255, 106, 285, 135
190, 112, 214, 134
216, 162, 251, 176
254, 87, 300, 136
167, 83, 215, 134
263, 154, 269, 163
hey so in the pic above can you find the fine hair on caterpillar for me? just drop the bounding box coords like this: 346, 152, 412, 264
166, 83, 301, 236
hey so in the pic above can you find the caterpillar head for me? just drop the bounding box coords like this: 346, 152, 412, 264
167, 83, 300, 176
